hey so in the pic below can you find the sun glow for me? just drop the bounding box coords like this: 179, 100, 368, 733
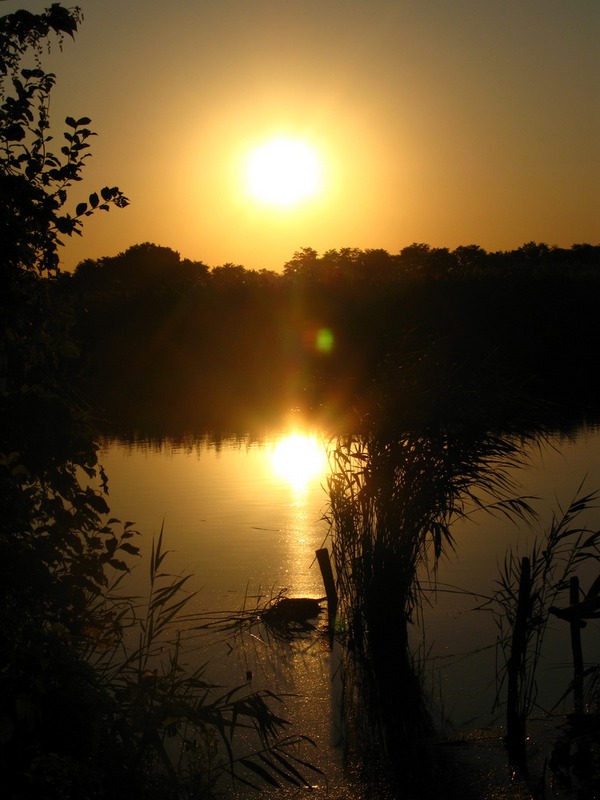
271, 433, 328, 491
244, 137, 323, 208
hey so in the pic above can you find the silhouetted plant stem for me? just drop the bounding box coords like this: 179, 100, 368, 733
506, 556, 531, 771
569, 576, 584, 717
488, 487, 600, 794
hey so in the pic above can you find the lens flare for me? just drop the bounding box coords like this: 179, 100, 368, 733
316, 328, 334, 353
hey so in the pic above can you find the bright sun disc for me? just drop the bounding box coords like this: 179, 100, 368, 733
245, 137, 322, 208
272, 433, 327, 490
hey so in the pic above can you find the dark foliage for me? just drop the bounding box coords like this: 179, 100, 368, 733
0, 6, 136, 797
66, 240, 600, 434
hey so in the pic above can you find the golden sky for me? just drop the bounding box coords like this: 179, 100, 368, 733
5, 0, 599, 270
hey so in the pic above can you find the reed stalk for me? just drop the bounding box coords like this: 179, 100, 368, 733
325, 423, 538, 795
79, 524, 322, 797
485, 487, 600, 774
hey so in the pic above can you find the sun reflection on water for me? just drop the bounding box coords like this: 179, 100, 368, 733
271, 432, 328, 492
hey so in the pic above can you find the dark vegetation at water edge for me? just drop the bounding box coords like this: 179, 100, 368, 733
326, 421, 600, 799
0, 7, 324, 799
65, 240, 600, 433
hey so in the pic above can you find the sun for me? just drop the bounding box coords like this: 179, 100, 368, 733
271, 433, 327, 491
244, 137, 323, 208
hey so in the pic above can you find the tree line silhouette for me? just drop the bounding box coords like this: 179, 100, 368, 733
72, 240, 600, 291
66, 241, 600, 432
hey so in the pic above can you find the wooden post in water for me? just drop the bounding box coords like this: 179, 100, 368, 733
506, 555, 531, 771
569, 576, 584, 716
316, 547, 338, 624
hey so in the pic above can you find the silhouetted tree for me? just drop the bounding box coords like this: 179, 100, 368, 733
211, 261, 251, 288
283, 246, 319, 280
0, 7, 137, 797
397, 242, 432, 275
72, 242, 208, 295
452, 244, 489, 274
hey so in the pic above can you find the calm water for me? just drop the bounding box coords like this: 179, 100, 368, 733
100, 430, 330, 606
100, 427, 348, 794
418, 424, 600, 732
98, 421, 600, 790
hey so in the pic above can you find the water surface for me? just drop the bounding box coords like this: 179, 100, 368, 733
98, 422, 600, 789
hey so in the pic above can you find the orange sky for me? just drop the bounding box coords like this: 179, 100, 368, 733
5, 0, 599, 271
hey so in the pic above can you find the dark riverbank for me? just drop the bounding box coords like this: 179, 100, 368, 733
66, 242, 600, 437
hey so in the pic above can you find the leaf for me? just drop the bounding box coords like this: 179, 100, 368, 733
261, 751, 305, 787
77, 116, 92, 126
119, 542, 140, 556
238, 758, 280, 787
586, 573, 600, 599
48, 4, 79, 37
89, 192, 99, 208
65, 116, 77, 128
109, 559, 129, 571
55, 216, 74, 234
87, 493, 109, 514
281, 749, 325, 776
75, 202, 87, 216
223, 769, 259, 791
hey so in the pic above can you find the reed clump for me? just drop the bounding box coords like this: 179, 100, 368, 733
325, 423, 538, 796
76, 524, 323, 798
484, 487, 600, 780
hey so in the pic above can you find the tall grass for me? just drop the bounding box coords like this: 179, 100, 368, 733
325, 424, 538, 795
78, 524, 322, 798
484, 487, 600, 773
